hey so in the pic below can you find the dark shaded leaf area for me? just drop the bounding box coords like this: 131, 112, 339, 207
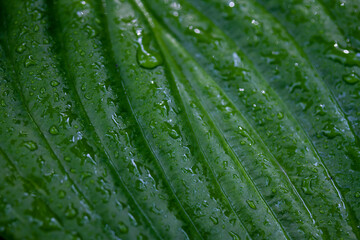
0, 0, 359, 239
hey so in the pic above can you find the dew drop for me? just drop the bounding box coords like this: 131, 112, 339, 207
24, 141, 37, 151
58, 190, 66, 199
355, 192, 360, 198
137, 48, 162, 69
327, 43, 360, 67
246, 200, 257, 209
16, 43, 26, 54
238, 126, 255, 144
135, 179, 146, 192
84, 93, 92, 100
137, 233, 146, 240
150, 205, 161, 215
24, 55, 36, 67
223, 161, 228, 169
118, 221, 128, 233
322, 123, 341, 139
210, 216, 218, 225
301, 177, 313, 195
136, 36, 163, 69
85, 24, 96, 38
343, 72, 360, 85
315, 104, 326, 116
168, 128, 180, 139
70, 232, 82, 240
65, 204, 78, 219
277, 112, 284, 120
49, 126, 59, 135
229, 231, 241, 240
50, 80, 59, 87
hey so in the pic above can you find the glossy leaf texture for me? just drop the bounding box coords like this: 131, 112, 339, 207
0, 0, 359, 239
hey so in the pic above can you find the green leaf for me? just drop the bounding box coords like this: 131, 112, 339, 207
0, 0, 359, 239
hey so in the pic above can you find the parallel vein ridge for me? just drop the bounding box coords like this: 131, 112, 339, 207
0, 0, 359, 239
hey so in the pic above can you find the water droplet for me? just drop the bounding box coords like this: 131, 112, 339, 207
85, 24, 96, 38
135, 179, 146, 191
229, 231, 241, 240
327, 43, 360, 67
355, 192, 360, 198
128, 213, 138, 226
70, 232, 82, 240
302, 177, 313, 195
54, 92, 59, 102
64, 156, 71, 162
137, 49, 162, 69
41, 217, 62, 231
322, 123, 341, 139
238, 126, 255, 144
210, 216, 218, 225
343, 72, 360, 85
81, 83, 86, 91
16, 43, 26, 54
84, 93, 92, 100
58, 190, 66, 199
136, 36, 163, 69
24, 55, 36, 67
65, 204, 77, 219
50, 81, 59, 87
168, 128, 180, 139
223, 161, 228, 169
49, 126, 59, 135
315, 104, 326, 116
277, 112, 284, 119
24, 141, 37, 151
137, 233, 146, 240
202, 200, 209, 208
246, 200, 257, 209
150, 205, 162, 215
118, 221, 128, 233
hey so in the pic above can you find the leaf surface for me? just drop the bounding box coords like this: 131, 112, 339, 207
0, 0, 359, 239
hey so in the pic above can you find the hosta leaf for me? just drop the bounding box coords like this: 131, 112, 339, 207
0, 0, 359, 239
